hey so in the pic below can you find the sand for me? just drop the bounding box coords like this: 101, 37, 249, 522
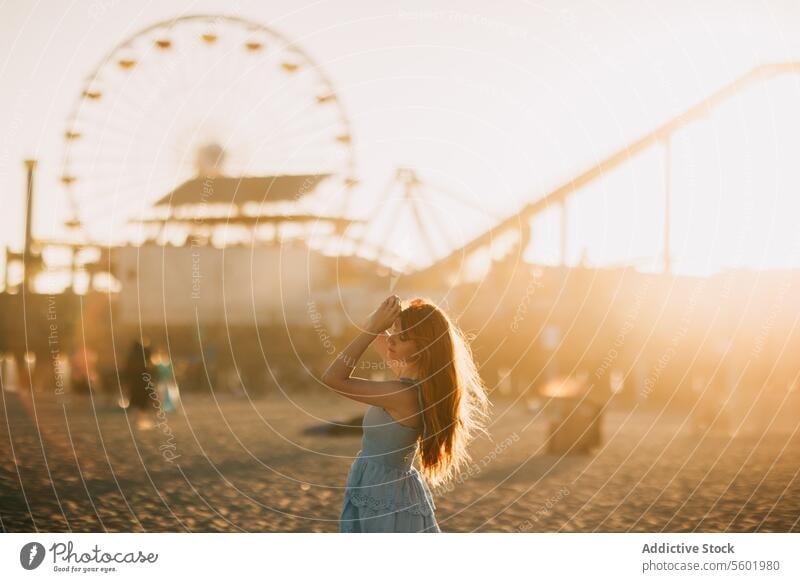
1, 387, 798, 532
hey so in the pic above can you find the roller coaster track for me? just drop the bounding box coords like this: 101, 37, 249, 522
411, 62, 800, 278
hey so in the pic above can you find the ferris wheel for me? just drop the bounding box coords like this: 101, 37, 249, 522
61, 14, 356, 243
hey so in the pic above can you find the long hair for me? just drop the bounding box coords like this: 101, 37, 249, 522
399, 298, 490, 487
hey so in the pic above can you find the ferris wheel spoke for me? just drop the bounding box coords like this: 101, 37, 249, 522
70, 107, 338, 177
85, 66, 183, 125
247, 112, 348, 149
70, 106, 167, 147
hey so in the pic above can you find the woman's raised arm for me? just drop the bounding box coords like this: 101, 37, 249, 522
321, 295, 405, 407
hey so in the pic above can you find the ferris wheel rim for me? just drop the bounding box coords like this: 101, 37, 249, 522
60, 13, 357, 240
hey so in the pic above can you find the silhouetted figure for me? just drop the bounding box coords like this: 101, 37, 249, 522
124, 340, 154, 428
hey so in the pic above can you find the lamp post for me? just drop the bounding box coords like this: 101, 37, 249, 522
23, 159, 37, 291
662, 139, 672, 275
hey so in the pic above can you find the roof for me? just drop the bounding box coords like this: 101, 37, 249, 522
154, 174, 331, 207
135, 213, 359, 230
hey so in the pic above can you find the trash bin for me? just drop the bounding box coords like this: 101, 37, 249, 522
546, 396, 603, 454
539, 375, 605, 454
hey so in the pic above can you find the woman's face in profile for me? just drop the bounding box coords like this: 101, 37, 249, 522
386, 320, 418, 368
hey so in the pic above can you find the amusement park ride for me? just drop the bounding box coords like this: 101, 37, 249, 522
6, 13, 800, 297
0, 15, 502, 390
2, 15, 497, 298
3, 14, 800, 402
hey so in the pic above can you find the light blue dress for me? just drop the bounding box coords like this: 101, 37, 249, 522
339, 377, 440, 532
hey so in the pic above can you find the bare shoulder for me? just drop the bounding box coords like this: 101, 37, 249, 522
378, 379, 416, 407
383, 385, 422, 429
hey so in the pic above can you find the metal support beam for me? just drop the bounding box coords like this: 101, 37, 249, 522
663, 138, 672, 274
23, 159, 36, 290
560, 199, 568, 267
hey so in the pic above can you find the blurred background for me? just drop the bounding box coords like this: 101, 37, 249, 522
1, 0, 799, 532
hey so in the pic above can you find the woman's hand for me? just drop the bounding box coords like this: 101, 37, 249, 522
364, 295, 401, 334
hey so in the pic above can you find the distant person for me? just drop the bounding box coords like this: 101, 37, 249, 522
152, 348, 179, 412
322, 295, 490, 533
124, 340, 154, 429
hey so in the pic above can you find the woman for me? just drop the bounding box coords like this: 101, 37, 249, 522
322, 295, 490, 533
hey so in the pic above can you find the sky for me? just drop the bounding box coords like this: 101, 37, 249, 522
2, 0, 800, 279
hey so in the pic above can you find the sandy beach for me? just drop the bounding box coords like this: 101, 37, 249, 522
1, 386, 798, 533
